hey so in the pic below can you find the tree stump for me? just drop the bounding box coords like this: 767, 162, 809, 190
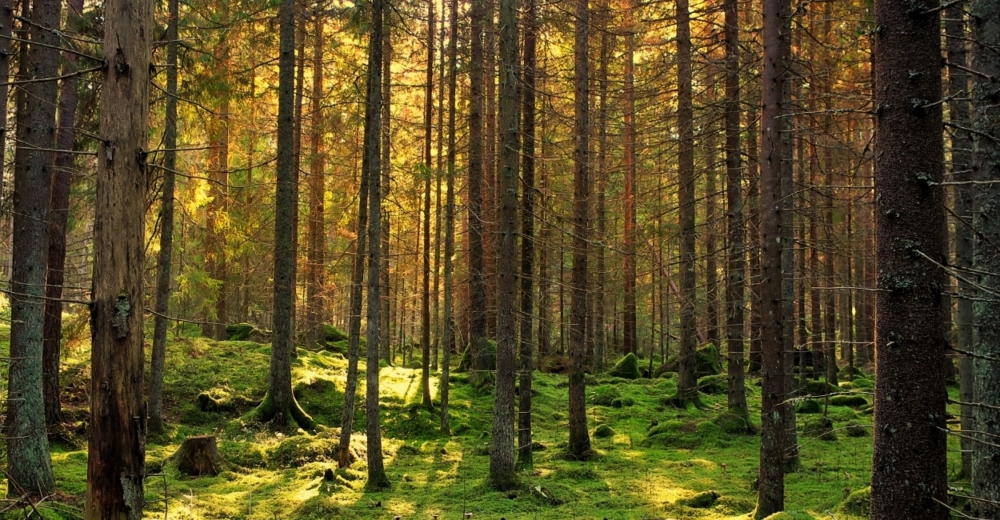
174, 435, 223, 476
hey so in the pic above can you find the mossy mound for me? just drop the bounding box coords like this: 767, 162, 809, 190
322, 324, 348, 343
839, 365, 864, 378
806, 380, 838, 396
795, 399, 822, 414
197, 388, 257, 415
837, 486, 871, 517
271, 435, 340, 467
852, 377, 874, 390
656, 344, 722, 378
845, 420, 868, 437
455, 340, 497, 373
593, 424, 615, 438
610, 397, 635, 408
540, 354, 570, 374
803, 416, 836, 441
226, 323, 269, 342
712, 411, 753, 435
762, 512, 816, 520
589, 385, 622, 406
679, 490, 720, 508
696, 374, 727, 394
608, 353, 641, 379
830, 394, 869, 408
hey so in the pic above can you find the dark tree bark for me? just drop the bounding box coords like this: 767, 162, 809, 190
420, 0, 434, 408
489, 0, 518, 486
705, 129, 719, 348
42, 0, 84, 429
306, 14, 326, 348
516, 0, 537, 469
257, 0, 314, 431
870, 0, 948, 517
566, 0, 591, 460
753, 0, 790, 514
723, 0, 747, 420
379, 20, 392, 363
675, 0, 697, 402
85, 0, 150, 513
204, 25, 230, 340
593, 2, 609, 373
970, 0, 1000, 513
467, 0, 488, 375
8, 0, 61, 495
0, 0, 11, 204
149, 0, 179, 434
622, 0, 637, 357
364, 0, 390, 488
440, 0, 459, 434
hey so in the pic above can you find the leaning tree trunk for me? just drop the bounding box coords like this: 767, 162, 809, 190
870, 0, 948, 518
8, 0, 61, 496
85, 0, 151, 514
970, 0, 1000, 514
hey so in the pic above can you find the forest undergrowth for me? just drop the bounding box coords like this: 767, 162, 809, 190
0, 324, 965, 519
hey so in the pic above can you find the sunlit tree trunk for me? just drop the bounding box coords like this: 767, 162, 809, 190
420, 0, 434, 407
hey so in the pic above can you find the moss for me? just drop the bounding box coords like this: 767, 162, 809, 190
803, 416, 837, 441
837, 486, 871, 517
608, 353, 641, 379
455, 340, 497, 372
795, 399, 822, 414
593, 424, 615, 438
322, 324, 348, 343
696, 374, 727, 394
656, 344, 722, 378
589, 385, 622, 406
806, 380, 839, 396
270, 435, 340, 467
845, 420, 869, 437
830, 394, 869, 408
852, 377, 874, 390
762, 512, 816, 520
679, 490, 719, 508
712, 411, 752, 434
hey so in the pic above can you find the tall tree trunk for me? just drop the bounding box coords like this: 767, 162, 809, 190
594, 1, 609, 373
753, 0, 789, 514
42, 0, 84, 429
747, 114, 762, 374
870, 0, 947, 517
970, 0, 1000, 513
85, 0, 150, 513
258, 0, 314, 431
440, 0, 459, 434
723, 0, 746, 419
149, 0, 179, 434
566, 0, 591, 460
675, 0, 697, 402
364, 0, 390, 488
306, 14, 326, 348
205, 25, 230, 341
467, 0, 488, 374
622, 0, 637, 357
0, 0, 11, 209
290, 6, 306, 341
945, 1, 974, 480
379, 21, 392, 363
517, 0, 537, 469
489, 0, 518, 485
8, 0, 60, 495
420, 0, 434, 408
705, 127, 719, 348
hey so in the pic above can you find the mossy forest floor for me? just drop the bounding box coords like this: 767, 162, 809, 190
1, 325, 966, 519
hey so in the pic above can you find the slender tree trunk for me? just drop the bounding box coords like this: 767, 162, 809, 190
468, 0, 488, 375
723, 0, 746, 420
204, 25, 230, 341
85, 0, 151, 513
567, 0, 591, 460
306, 14, 326, 348
517, 0, 537, 469
622, 0, 637, 357
421, 0, 434, 407
870, 0, 947, 516
753, 0, 789, 514
42, 0, 84, 429
970, 0, 1000, 513
149, 0, 179, 434
705, 127, 719, 348
747, 114, 762, 374
441, 0, 459, 434
0, 0, 11, 208
379, 21, 392, 363
594, 2, 609, 373
8, 0, 61, 495
675, 0, 697, 402
364, 0, 390, 489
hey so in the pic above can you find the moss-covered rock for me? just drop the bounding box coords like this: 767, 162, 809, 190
455, 340, 497, 373
593, 424, 615, 438
806, 380, 838, 396
609, 353, 641, 379
226, 323, 269, 342
845, 420, 868, 437
540, 354, 570, 374
836, 486, 871, 517
795, 399, 822, 414
322, 324, 348, 343
830, 394, 869, 408
696, 374, 727, 394
610, 397, 635, 408
655, 344, 722, 378
589, 385, 622, 406
679, 490, 719, 508
803, 416, 836, 441
712, 411, 752, 434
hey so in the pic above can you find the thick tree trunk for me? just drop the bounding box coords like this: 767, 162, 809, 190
566, 0, 591, 460
675, 0, 697, 402
149, 0, 179, 434
870, 0, 948, 517
85, 0, 151, 514
42, 0, 84, 429
9, 0, 60, 495
174, 436, 222, 477
753, 0, 789, 514
970, 0, 1000, 513
467, 0, 488, 375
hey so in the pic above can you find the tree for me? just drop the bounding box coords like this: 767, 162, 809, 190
306, 12, 327, 348
440, 0, 459, 435
753, 0, 790, 514
364, 0, 391, 488
970, 0, 1000, 513
85, 0, 151, 513
621, 0, 637, 357
420, 0, 434, 408
869, 0, 948, 517
8, 0, 61, 496
256, 0, 314, 430
566, 0, 591, 461
467, 0, 488, 376
149, 0, 180, 434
